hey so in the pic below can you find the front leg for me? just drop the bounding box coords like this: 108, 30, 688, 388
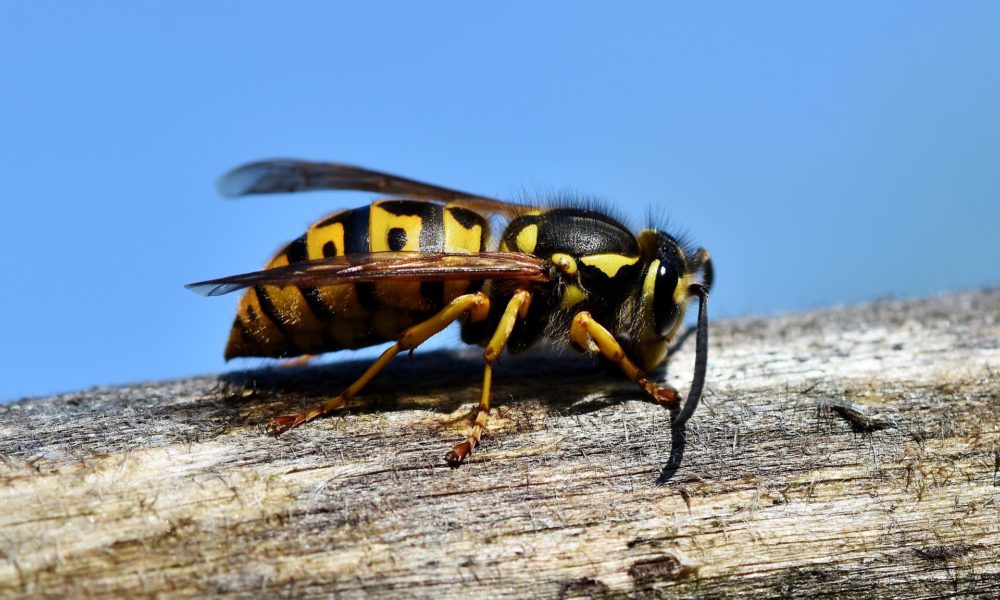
569, 311, 680, 408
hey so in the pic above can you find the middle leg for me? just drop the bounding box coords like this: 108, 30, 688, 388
444, 289, 531, 466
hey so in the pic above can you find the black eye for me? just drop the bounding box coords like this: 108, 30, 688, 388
653, 262, 679, 337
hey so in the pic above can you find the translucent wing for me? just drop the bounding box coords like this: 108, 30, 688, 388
186, 251, 553, 297
218, 159, 527, 217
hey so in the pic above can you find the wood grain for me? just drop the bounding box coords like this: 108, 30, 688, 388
1, 289, 998, 598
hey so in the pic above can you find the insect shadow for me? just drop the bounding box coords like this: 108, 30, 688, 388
218, 348, 612, 416
568, 360, 690, 485
215, 347, 691, 476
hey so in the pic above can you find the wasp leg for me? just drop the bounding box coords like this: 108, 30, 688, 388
569, 311, 680, 408
279, 354, 315, 368
269, 292, 491, 435
445, 289, 531, 466
444, 364, 494, 466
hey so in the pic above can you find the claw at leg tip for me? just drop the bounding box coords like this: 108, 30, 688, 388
655, 386, 680, 406
269, 414, 303, 436
444, 451, 466, 468
445, 441, 473, 467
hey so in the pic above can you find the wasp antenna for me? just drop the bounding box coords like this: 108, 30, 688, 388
672, 284, 708, 429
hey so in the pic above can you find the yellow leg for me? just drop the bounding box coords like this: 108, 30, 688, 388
444, 363, 492, 465
279, 354, 315, 368
269, 292, 491, 435
445, 290, 531, 465
570, 311, 680, 407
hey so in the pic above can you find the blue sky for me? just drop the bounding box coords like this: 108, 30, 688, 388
1, 3, 997, 401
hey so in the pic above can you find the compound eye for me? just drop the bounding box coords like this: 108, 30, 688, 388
653, 262, 680, 337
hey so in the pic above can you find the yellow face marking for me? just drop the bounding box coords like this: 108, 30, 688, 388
638, 260, 691, 366
515, 224, 538, 254
661, 272, 692, 345
674, 273, 694, 305
306, 220, 346, 259
580, 254, 640, 278
551, 253, 578, 275
559, 283, 587, 309
636, 260, 670, 369
642, 259, 660, 315
637, 340, 669, 372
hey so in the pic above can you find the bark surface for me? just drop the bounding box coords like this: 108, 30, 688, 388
1, 289, 998, 598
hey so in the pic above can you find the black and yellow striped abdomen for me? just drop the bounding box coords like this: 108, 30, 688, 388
225, 200, 489, 359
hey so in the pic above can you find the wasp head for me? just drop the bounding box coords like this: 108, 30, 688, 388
631, 230, 712, 372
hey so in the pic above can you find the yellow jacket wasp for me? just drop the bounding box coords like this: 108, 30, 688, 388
188, 160, 713, 465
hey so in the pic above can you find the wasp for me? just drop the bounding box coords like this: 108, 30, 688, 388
188, 160, 713, 465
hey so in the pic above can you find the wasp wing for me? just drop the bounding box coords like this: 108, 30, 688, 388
217, 159, 527, 217
187, 251, 552, 297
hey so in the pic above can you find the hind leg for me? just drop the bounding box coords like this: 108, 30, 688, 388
279, 354, 316, 368
269, 292, 490, 434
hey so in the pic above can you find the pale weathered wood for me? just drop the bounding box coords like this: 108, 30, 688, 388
1, 289, 998, 599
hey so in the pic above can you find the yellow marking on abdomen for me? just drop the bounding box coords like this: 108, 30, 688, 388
306, 220, 346, 259
241, 288, 286, 345
370, 203, 426, 309
370, 204, 423, 252
442, 207, 487, 301
260, 253, 325, 350
580, 253, 639, 278
443, 209, 484, 254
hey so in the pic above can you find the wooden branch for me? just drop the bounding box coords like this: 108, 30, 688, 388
1, 290, 998, 598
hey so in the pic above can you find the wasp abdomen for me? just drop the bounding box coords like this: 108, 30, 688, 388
225, 200, 489, 359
